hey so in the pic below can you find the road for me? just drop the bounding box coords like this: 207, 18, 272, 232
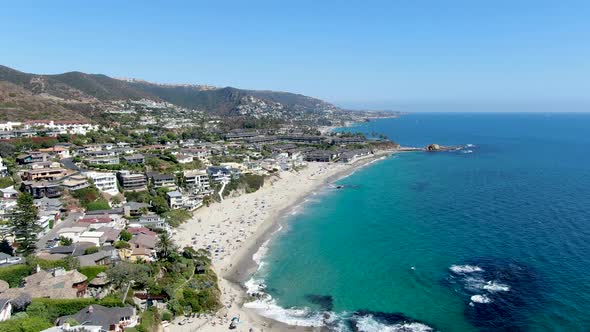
37, 211, 83, 250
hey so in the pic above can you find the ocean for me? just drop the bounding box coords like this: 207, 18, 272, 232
245, 113, 590, 331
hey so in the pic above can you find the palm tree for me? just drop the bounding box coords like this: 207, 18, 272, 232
156, 232, 177, 260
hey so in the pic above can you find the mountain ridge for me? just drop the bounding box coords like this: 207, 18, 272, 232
0, 64, 340, 121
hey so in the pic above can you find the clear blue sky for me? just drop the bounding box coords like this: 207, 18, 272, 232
2, 1, 589, 111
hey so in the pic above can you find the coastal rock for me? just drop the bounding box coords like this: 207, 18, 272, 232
426, 144, 442, 151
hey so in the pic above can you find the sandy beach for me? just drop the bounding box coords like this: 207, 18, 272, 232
171, 152, 393, 332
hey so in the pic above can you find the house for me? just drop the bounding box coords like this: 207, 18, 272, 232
121, 154, 144, 165
132, 214, 169, 231
0, 186, 18, 200
78, 250, 113, 267
165, 191, 202, 211
0, 121, 22, 131
22, 181, 63, 198
305, 150, 336, 162
78, 231, 105, 246
340, 149, 372, 163
29, 161, 61, 170
128, 227, 157, 237
58, 226, 89, 243
330, 136, 366, 145
84, 150, 118, 158
117, 171, 147, 191
61, 175, 90, 191
99, 228, 121, 245
6, 267, 88, 299
207, 166, 231, 183
84, 172, 119, 195
56, 305, 138, 332
22, 168, 67, 181
119, 246, 153, 262
0, 299, 11, 322
147, 172, 176, 189
181, 148, 210, 160
176, 154, 194, 164
77, 214, 115, 229
123, 201, 151, 217
279, 135, 325, 144
184, 170, 210, 192
16, 152, 50, 164
38, 146, 71, 159
129, 233, 157, 250
24, 120, 98, 135
166, 191, 183, 209
86, 157, 120, 165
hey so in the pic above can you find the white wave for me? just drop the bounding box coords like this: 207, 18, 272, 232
244, 277, 266, 294
244, 297, 327, 327
252, 238, 271, 266
461, 149, 473, 154
466, 144, 475, 147
470, 294, 492, 304
450, 264, 484, 274
355, 315, 433, 332
483, 281, 510, 292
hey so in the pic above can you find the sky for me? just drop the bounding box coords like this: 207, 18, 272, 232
1, 1, 589, 111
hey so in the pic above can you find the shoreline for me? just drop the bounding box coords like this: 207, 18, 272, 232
172, 151, 396, 332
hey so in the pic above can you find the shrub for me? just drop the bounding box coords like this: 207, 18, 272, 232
27, 256, 79, 271
84, 246, 100, 255
78, 265, 108, 281
0, 316, 52, 332
86, 199, 110, 211
114, 240, 130, 249
161, 309, 173, 322
30, 298, 123, 322
0, 264, 32, 287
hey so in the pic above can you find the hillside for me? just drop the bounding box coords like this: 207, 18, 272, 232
0, 65, 341, 120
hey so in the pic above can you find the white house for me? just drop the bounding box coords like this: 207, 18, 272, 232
184, 170, 210, 192
78, 231, 104, 246
84, 172, 119, 195
0, 121, 22, 131
166, 191, 184, 209
176, 154, 194, 164
58, 226, 89, 242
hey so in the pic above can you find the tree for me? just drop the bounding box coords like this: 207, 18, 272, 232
119, 230, 132, 242
59, 236, 73, 246
0, 142, 15, 158
106, 262, 151, 289
156, 233, 177, 260
10, 193, 40, 255
0, 239, 14, 256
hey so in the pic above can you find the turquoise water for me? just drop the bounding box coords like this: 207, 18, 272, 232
247, 113, 590, 331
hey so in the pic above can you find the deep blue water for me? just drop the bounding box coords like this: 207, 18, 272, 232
247, 113, 590, 331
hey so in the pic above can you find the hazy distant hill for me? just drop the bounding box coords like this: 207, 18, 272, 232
0, 64, 340, 120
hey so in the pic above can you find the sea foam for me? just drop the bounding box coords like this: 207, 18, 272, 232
450, 264, 484, 274
470, 294, 492, 304
483, 281, 510, 292
355, 315, 433, 332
